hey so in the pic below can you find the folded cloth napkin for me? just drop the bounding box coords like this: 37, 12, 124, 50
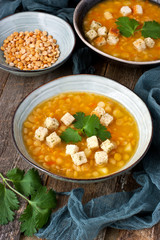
0, 0, 95, 74
36, 66, 160, 240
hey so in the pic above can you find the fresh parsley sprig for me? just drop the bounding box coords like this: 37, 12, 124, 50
0, 168, 56, 236
141, 21, 160, 39
116, 17, 160, 39
60, 112, 111, 143
116, 17, 140, 37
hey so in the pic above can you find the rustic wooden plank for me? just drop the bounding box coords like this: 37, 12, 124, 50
0, 70, 9, 97
105, 62, 148, 89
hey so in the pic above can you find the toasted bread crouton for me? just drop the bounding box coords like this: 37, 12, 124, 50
90, 20, 102, 31
144, 37, 155, 48
94, 36, 107, 46
108, 27, 119, 37
61, 112, 75, 126
66, 144, 79, 155
100, 113, 113, 126
107, 35, 119, 45
104, 11, 113, 20
100, 139, 116, 153
95, 151, 108, 164
44, 117, 59, 131
71, 151, 87, 166
133, 39, 146, 52
92, 106, 105, 118
35, 127, 48, 141
46, 132, 61, 148
87, 136, 99, 149
97, 26, 108, 36
133, 5, 143, 15
86, 29, 98, 40
120, 6, 132, 16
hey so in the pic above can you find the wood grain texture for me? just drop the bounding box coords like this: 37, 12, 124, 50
0, 57, 159, 240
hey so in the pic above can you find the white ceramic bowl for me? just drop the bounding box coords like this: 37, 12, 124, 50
12, 75, 152, 183
0, 12, 75, 76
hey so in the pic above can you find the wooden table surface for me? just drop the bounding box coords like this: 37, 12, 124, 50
0, 56, 160, 240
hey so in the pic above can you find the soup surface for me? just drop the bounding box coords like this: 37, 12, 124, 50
23, 92, 139, 179
83, 0, 160, 61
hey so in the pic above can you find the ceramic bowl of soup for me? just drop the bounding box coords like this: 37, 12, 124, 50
73, 0, 160, 65
12, 74, 152, 183
0, 12, 75, 76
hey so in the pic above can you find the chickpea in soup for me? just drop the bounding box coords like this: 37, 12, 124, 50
83, 0, 160, 62
23, 92, 139, 179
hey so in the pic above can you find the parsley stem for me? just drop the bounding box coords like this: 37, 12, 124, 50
0, 173, 29, 203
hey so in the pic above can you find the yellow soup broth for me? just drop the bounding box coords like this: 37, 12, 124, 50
83, 0, 160, 61
23, 92, 139, 179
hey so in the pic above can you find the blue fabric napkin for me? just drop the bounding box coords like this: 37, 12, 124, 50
35, 66, 160, 240
0, 0, 95, 74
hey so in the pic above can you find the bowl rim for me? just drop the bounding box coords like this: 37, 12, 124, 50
73, 0, 160, 66
0, 11, 76, 73
12, 74, 153, 183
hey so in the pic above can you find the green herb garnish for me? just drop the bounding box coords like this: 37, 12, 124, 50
0, 168, 56, 236
60, 127, 82, 143
141, 21, 160, 39
60, 112, 111, 143
116, 17, 140, 37
116, 17, 160, 39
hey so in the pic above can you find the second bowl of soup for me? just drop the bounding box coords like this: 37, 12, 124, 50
74, 0, 160, 65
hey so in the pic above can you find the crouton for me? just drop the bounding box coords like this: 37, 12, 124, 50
97, 26, 108, 36
133, 5, 143, 15
92, 106, 105, 118
95, 151, 108, 164
87, 136, 99, 149
61, 112, 75, 126
86, 29, 98, 40
100, 113, 113, 126
90, 20, 102, 31
107, 28, 119, 45
35, 127, 48, 141
108, 27, 119, 37
94, 36, 107, 46
44, 117, 59, 130
133, 39, 146, 52
100, 139, 115, 153
144, 37, 155, 48
104, 11, 113, 20
66, 144, 79, 155
71, 151, 87, 166
120, 6, 132, 16
107, 35, 119, 45
46, 132, 61, 148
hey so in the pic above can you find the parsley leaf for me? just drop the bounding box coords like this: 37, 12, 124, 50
74, 112, 100, 137
7, 168, 42, 196
60, 127, 82, 143
96, 124, 111, 141
0, 168, 57, 236
82, 114, 100, 137
74, 112, 86, 129
20, 186, 56, 236
0, 183, 19, 224
116, 17, 140, 37
141, 21, 160, 39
